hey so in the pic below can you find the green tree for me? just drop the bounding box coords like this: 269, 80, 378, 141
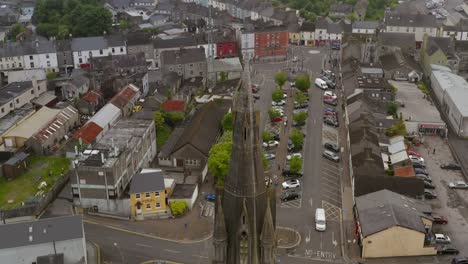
272, 88, 284, 103
222, 112, 233, 131
219, 130, 233, 143
295, 74, 311, 92
293, 112, 307, 126
6, 23, 26, 42
289, 156, 302, 173
290, 128, 304, 149
262, 131, 274, 142
169, 201, 187, 216
346, 12, 357, 22
295, 92, 308, 104
268, 109, 281, 120
153, 111, 165, 130
386, 102, 399, 118
164, 112, 184, 127
46, 72, 58, 80
119, 20, 131, 31
208, 141, 233, 187
274, 71, 287, 88
385, 120, 407, 137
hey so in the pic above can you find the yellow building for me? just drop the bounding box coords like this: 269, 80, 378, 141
356, 189, 437, 258
129, 169, 174, 220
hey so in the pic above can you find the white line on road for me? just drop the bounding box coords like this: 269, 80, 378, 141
321, 176, 339, 185
193, 254, 209, 259
309, 198, 313, 208
164, 249, 181, 254
320, 232, 323, 249
321, 180, 340, 190
322, 194, 342, 205
322, 162, 339, 171
136, 243, 152, 248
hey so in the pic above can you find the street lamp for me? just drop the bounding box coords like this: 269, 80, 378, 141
114, 243, 125, 264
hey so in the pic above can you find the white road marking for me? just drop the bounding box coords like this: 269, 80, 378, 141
320, 232, 323, 249
332, 232, 337, 247
321, 176, 339, 185
193, 255, 209, 259
321, 181, 340, 191
164, 249, 181, 254
309, 198, 313, 207
136, 243, 152, 248
306, 228, 311, 243
322, 194, 342, 205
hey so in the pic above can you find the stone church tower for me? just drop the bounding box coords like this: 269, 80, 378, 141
213, 61, 276, 264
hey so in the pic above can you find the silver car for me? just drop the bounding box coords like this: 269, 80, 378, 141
323, 150, 339, 162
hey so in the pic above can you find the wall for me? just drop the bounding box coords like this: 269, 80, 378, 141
130, 190, 168, 217
444, 90, 468, 138
362, 226, 436, 258
23, 53, 59, 72
80, 197, 131, 216
254, 31, 288, 59
169, 184, 198, 210
0, 56, 24, 71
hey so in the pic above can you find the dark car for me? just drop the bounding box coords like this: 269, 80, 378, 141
281, 192, 300, 202
416, 174, 432, 182
452, 257, 468, 264
432, 214, 448, 224
414, 168, 429, 175
438, 246, 459, 255
424, 181, 436, 189
294, 103, 309, 109
324, 109, 338, 116
272, 132, 280, 141
205, 193, 216, 202
413, 161, 426, 169
324, 99, 338, 106
424, 189, 437, 199
441, 163, 462, 170
253, 94, 260, 100
324, 117, 339, 127
324, 142, 340, 153
282, 170, 303, 178
321, 76, 336, 89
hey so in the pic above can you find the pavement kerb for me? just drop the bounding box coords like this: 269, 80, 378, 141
277, 226, 302, 249
141, 260, 183, 264
93, 242, 101, 264
83, 219, 213, 244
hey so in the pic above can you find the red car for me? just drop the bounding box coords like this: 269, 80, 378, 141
252, 87, 259, 93
271, 116, 283, 123
432, 214, 448, 224
323, 95, 337, 101
407, 150, 421, 157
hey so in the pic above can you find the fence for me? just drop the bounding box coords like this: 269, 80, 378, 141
0, 173, 70, 223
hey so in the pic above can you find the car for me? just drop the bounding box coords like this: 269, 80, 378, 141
272, 132, 280, 140
324, 109, 338, 116
323, 150, 340, 162
452, 257, 468, 264
449, 181, 468, 189
438, 246, 459, 255
283, 93, 288, 99
432, 214, 448, 224
434, 234, 451, 244
287, 153, 302, 160
324, 91, 337, 98
323, 95, 336, 101
282, 179, 300, 189
325, 107, 336, 113
253, 94, 260, 100
264, 153, 276, 160
407, 150, 422, 157
412, 160, 426, 169
324, 142, 340, 153
409, 155, 425, 162
414, 168, 429, 175
282, 170, 303, 178
315, 78, 328, 90
205, 193, 216, 202
271, 116, 283, 123
441, 163, 462, 170
294, 103, 308, 109
416, 174, 432, 182
281, 191, 300, 202
290, 81, 295, 87
324, 112, 337, 119
323, 70, 335, 78
252, 87, 259, 93
264, 141, 279, 147
324, 99, 338, 106
292, 56, 299, 62
276, 100, 286, 106
424, 181, 436, 189
324, 117, 339, 127
424, 189, 437, 199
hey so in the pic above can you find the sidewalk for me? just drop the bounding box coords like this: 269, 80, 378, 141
87, 241, 100, 264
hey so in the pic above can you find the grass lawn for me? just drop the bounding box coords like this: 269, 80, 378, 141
157, 124, 173, 149
0, 155, 70, 210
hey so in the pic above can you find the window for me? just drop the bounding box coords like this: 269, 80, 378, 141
155, 191, 160, 197
190, 70, 193, 75
135, 193, 141, 199
18, 63, 22, 67
146, 204, 151, 209
190, 63, 193, 67
78, 51, 82, 56
30, 62, 34, 68
145, 192, 150, 198
1, 108, 3, 113
156, 202, 161, 208
169, 67, 173, 71
79, 58, 83, 63
47, 61, 51, 67
120, 47, 124, 52
29, 55, 33, 60
112, 48, 115, 53
31, 90, 34, 94
185, 159, 199, 165
46, 54, 49, 59
9, 102, 13, 108
99, 49, 103, 55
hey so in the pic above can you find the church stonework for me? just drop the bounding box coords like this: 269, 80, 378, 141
213, 62, 276, 264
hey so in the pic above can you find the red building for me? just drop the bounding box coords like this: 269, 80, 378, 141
254, 29, 289, 60
216, 41, 238, 58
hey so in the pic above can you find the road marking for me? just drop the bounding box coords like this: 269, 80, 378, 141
306, 228, 311, 243
321, 181, 340, 191
322, 194, 342, 205
164, 249, 181, 254
320, 232, 323, 249
192, 254, 209, 259
309, 198, 313, 208
322, 162, 339, 171
136, 243, 152, 248
321, 176, 339, 185
332, 232, 338, 247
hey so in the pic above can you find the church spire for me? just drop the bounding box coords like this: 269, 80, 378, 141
261, 199, 276, 264
213, 194, 227, 264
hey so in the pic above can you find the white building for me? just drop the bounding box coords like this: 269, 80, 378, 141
0, 216, 87, 264
300, 22, 315, 45
71, 35, 127, 68
238, 31, 255, 59
384, 11, 438, 44
0, 40, 58, 72
0, 79, 47, 119
441, 19, 468, 41
352, 21, 380, 35
431, 68, 468, 137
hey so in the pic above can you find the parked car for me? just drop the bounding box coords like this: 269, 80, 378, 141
265, 153, 276, 160
294, 103, 308, 109
441, 163, 461, 170
414, 168, 429, 175
449, 181, 468, 189
432, 214, 448, 224
276, 100, 286, 106
272, 132, 280, 140
434, 234, 451, 244
271, 116, 283, 123
324, 109, 337, 116
412, 161, 426, 169
205, 193, 216, 202
438, 246, 459, 255
324, 117, 339, 127
262, 141, 279, 148
282, 170, 303, 178
324, 91, 337, 98
282, 179, 301, 189
253, 94, 260, 100
416, 174, 432, 182
252, 87, 259, 93
315, 78, 328, 90
325, 107, 336, 113
424, 181, 436, 189
286, 153, 302, 160
323, 95, 336, 101
409, 155, 425, 162
324, 142, 340, 153
407, 150, 422, 157
452, 257, 468, 264
321, 75, 336, 89
323, 150, 340, 162
281, 191, 300, 202
424, 189, 437, 199
324, 99, 337, 106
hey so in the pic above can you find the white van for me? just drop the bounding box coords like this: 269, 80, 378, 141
315, 78, 328, 90
315, 208, 326, 231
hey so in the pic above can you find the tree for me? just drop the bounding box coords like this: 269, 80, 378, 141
272, 88, 284, 103
262, 153, 268, 169
46, 72, 58, 80
164, 112, 184, 127
290, 129, 304, 149
293, 112, 307, 126
119, 20, 131, 31
346, 12, 357, 22
219, 130, 233, 143
268, 109, 281, 120
295, 74, 311, 92
222, 112, 233, 131
295, 92, 308, 104
169, 201, 187, 216
6, 23, 26, 42
208, 141, 233, 187
289, 156, 302, 174
274, 71, 287, 88
262, 131, 274, 142
153, 111, 165, 130
386, 102, 399, 118
385, 120, 407, 137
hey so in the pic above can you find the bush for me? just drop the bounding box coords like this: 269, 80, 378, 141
272, 88, 284, 103
293, 112, 307, 126
417, 82, 430, 95
295, 92, 308, 104
389, 84, 398, 93
262, 131, 274, 142
275, 71, 287, 87
386, 120, 407, 137
386, 102, 399, 118
222, 112, 233, 131
164, 112, 184, 127
169, 201, 188, 216
290, 129, 304, 148
295, 74, 311, 92
269, 109, 281, 120
289, 156, 302, 173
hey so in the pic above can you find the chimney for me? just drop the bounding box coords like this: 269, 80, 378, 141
32, 76, 38, 92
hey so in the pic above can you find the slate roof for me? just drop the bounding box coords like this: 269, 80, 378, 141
426, 37, 453, 56
71, 37, 107, 51
161, 47, 206, 65
300, 22, 315, 32
0, 81, 33, 105
353, 21, 379, 30
356, 189, 431, 237
330, 3, 353, 14
379, 32, 415, 50
0, 215, 84, 250
4, 152, 28, 166
153, 37, 197, 49
0, 40, 56, 57
129, 169, 165, 193
385, 11, 437, 28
